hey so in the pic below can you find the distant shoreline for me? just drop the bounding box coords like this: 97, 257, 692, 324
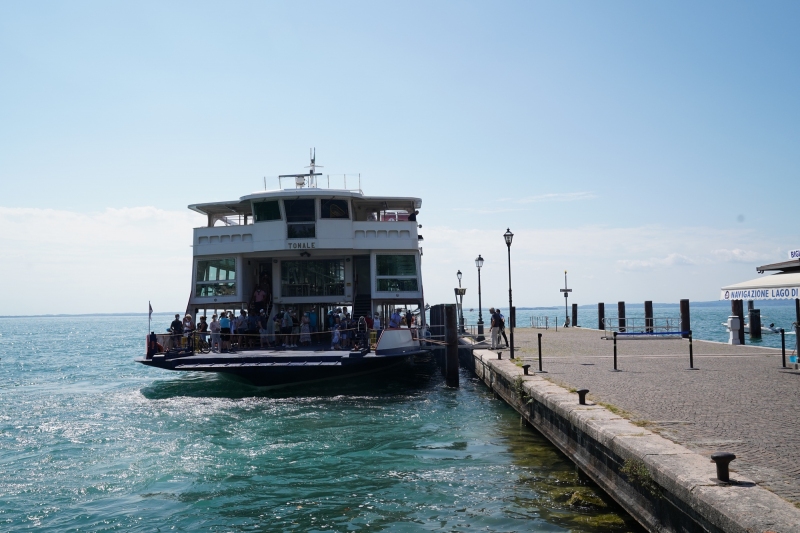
1, 299, 796, 318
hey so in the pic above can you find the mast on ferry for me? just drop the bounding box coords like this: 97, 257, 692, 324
279, 148, 323, 189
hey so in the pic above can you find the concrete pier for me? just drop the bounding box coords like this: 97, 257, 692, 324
462, 328, 800, 532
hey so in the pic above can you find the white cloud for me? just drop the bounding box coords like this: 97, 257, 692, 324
419, 224, 790, 307
0, 206, 200, 314
451, 207, 521, 215
616, 254, 697, 271
711, 248, 772, 263
512, 191, 596, 204
0, 206, 792, 314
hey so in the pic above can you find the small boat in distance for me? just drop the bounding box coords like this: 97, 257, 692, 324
721, 321, 794, 335
138, 153, 430, 387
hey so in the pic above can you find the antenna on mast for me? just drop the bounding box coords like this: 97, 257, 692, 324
280, 149, 323, 189
306, 147, 322, 176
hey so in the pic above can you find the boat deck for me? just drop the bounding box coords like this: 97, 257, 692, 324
140, 348, 372, 366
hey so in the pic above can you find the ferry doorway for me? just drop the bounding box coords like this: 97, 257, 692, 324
257, 262, 273, 308
353, 255, 371, 318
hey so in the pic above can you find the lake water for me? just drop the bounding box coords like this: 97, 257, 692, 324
0, 316, 642, 532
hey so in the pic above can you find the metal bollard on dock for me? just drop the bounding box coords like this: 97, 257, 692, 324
577, 389, 589, 405
537, 333, 546, 373
687, 331, 697, 370
710, 452, 736, 483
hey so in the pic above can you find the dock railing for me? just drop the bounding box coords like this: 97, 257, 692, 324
531, 316, 560, 330
602, 317, 682, 338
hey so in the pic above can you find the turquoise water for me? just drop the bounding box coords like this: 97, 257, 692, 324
458, 303, 799, 350
0, 316, 641, 532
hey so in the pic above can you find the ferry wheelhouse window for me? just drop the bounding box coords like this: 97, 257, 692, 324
195, 258, 236, 297
284, 199, 316, 239
281, 260, 345, 297
321, 199, 349, 219
376, 255, 419, 292
253, 200, 281, 222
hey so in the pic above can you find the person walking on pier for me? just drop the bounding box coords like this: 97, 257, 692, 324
490, 307, 501, 349
498, 308, 509, 348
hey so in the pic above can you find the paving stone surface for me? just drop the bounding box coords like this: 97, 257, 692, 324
492, 327, 800, 505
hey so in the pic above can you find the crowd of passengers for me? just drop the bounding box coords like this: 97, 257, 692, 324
157, 305, 419, 354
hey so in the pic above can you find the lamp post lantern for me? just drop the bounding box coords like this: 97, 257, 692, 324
456, 270, 465, 333
504, 228, 515, 359
475, 255, 484, 341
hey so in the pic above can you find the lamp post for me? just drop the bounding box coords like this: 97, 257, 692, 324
457, 270, 465, 334
504, 228, 515, 359
475, 255, 484, 341
560, 270, 572, 327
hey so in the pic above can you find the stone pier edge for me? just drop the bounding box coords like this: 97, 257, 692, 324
469, 348, 800, 533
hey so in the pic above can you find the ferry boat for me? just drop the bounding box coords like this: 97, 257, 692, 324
137, 154, 430, 387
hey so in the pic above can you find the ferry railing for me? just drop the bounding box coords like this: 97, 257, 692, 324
275, 174, 363, 194
145, 325, 433, 357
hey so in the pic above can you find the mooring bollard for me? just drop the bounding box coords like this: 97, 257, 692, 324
710, 452, 736, 482
680, 298, 691, 339
522, 364, 530, 375
577, 389, 589, 405
612, 331, 619, 371
781, 329, 786, 368
445, 304, 459, 388
644, 300, 653, 334
497, 351, 502, 360
537, 333, 547, 373
597, 302, 605, 331
687, 330, 697, 370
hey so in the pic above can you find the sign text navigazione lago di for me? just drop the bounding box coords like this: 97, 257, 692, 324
722, 287, 800, 300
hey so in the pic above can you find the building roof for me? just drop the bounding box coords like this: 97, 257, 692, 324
756, 259, 800, 274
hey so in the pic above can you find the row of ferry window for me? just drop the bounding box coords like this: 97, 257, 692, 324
253, 199, 349, 223
195, 255, 419, 298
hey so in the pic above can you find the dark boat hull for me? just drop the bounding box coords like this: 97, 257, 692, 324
136, 349, 425, 388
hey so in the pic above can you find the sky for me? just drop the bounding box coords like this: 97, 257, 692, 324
1, 1, 798, 315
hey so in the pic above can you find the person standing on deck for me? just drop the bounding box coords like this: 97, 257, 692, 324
209, 314, 221, 352
197, 316, 208, 346
389, 308, 402, 329
300, 313, 311, 346
282, 309, 294, 348
258, 309, 270, 348
170, 314, 183, 351
252, 286, 268, 314
219, 312, 231, 353
309, 309, 318, 334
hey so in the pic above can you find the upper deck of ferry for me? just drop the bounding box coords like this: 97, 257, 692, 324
189, 173, 422, 257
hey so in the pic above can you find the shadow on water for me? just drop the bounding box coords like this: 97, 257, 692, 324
140, 357, 440, 401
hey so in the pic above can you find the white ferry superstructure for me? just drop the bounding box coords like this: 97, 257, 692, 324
137, 157, 429, 387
